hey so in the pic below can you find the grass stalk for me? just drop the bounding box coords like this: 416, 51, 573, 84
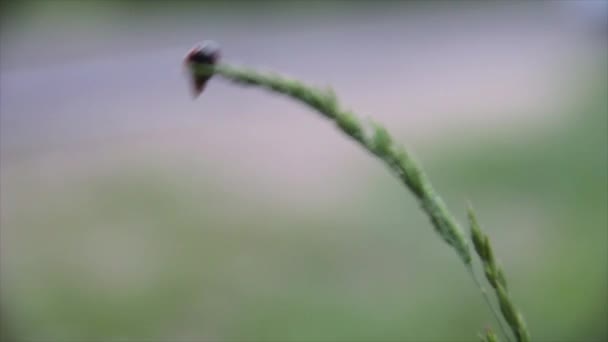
188, 61, 530, 341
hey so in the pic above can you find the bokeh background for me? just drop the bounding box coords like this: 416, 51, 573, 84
1, 1, 607, 341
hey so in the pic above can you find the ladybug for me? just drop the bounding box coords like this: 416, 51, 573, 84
184, 40, 221, 97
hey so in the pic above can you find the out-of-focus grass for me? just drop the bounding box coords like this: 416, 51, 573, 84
0, 156, 482, 341
0, 0, 472, 20
1, 53, 606, 342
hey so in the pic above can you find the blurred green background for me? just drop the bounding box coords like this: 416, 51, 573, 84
1, 1, 606, 341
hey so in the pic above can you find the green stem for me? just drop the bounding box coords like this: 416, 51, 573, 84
189, 62, 529, 341
195, 62, 472, 265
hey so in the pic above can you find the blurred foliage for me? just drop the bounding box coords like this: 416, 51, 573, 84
0, 0, 517, 23
1, 1, 606, 341
2, 66, 606, 341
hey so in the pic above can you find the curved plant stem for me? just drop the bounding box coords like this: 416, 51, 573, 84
189, 62, 530, 342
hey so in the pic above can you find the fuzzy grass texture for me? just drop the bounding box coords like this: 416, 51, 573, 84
188, 62, 531, 342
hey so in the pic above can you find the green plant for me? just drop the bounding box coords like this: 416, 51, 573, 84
185, 53, 530, 342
